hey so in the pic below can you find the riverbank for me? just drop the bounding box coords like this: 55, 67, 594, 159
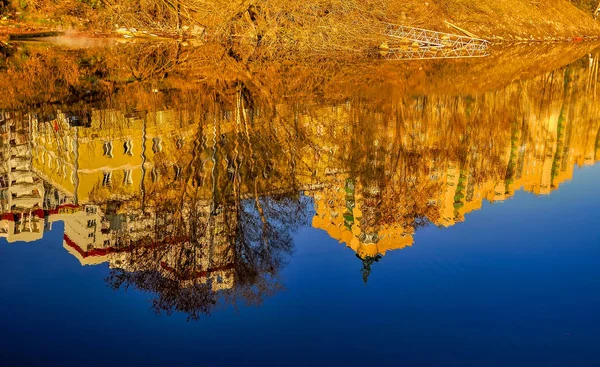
1, 0, 600, 56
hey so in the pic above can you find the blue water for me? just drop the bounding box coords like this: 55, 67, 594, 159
1, 164, 599, 366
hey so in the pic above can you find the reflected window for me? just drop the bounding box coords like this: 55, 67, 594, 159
151, 167, 159, 182
103, 141, 113, 158
123, 169, 133, 185
102, 172, 112, 186
176, 137, 185, 150
152, 137, 162, 153
123, 140, 133, 156
174, 165, 181, 180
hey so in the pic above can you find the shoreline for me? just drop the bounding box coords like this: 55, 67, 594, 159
3, 23, 600, 48
2, 0, 600, 54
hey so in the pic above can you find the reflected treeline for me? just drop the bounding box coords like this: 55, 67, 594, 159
1, 43, 600, 317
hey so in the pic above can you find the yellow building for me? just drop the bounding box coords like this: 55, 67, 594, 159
3, 58, 600, 279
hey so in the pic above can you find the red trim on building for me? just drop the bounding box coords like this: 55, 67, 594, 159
64, 234, 86, 257
62, 233, 234, 282
63, 234, 119, 258
48, 204, 81, 215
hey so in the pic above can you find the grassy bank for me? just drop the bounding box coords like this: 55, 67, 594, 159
1, 0, 600, 56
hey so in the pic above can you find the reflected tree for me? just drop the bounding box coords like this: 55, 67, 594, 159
105, 84, 311, 320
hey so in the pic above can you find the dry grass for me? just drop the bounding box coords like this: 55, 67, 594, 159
4, 0, 600, 58
98, 0, 600, 58
435, 0, 600, 40
100, 0, 393, 58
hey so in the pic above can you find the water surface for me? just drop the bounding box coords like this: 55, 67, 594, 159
1, 41, 599, 366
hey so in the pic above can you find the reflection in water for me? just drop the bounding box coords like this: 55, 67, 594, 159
1, 43, 599, 318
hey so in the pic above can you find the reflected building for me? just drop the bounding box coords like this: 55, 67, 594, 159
0, 112, 45, 242
1, 49, 600, 290
306, 62, 600, 272
30, 108, 200, 204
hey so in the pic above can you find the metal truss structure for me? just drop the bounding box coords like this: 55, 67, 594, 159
380, 22, 491, 60
381, 46, 489, 60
